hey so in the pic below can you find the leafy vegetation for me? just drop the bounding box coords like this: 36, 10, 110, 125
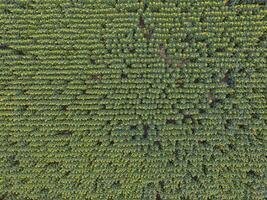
0, 0, 266, 199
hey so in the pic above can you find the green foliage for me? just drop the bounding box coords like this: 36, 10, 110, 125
224, 0, 266, 6
0, 0, 266, 199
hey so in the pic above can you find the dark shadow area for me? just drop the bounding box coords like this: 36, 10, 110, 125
166, 119, 176, 125
139, 16, 145, 28
121, 73, 127, 79
55, 130, 73, 136
156, 192, 161, 200
143, 124, 149, 139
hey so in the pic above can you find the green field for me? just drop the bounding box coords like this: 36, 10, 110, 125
0, 0, 266, 199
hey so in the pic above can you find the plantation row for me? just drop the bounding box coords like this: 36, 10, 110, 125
0, 0, 266, 199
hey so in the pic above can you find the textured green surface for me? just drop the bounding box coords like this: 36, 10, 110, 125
0, 0, 266, 199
